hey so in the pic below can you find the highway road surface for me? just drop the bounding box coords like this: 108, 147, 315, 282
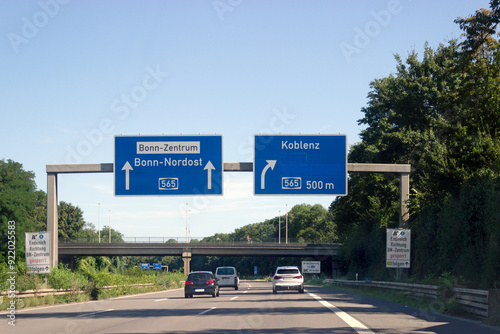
1, 280, 499, 333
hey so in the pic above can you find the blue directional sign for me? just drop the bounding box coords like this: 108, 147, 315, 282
140, 263, 150, 269
254, 134, 347, 195
115, 135, 223, 196
153, 263, 162, 270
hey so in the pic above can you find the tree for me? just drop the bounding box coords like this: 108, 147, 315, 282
27, 190, 47, 233
288, 204, 336, 242
58, 201, 86, 241
0, 159, 37, 262
329, 1, 500, 285
99, 226, 124, 243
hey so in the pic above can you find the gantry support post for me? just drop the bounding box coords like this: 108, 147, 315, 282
47, 172, 58, 268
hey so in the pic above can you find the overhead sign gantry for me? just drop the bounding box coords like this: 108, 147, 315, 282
114, 135, 223, 196
48, 133, 410, 271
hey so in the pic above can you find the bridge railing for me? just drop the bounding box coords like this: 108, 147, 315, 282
59, 236, 335, 245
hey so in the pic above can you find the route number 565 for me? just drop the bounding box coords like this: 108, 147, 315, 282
282, 177, 301, 189
159, 178, 179, 190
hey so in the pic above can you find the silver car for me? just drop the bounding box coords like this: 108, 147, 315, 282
215, 266, 239, 290
272, 266, 304, 294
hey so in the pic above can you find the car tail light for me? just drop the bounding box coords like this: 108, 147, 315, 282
185, 281, 193, 285
294, 275, 303, 279
274, 275, 282, 280
206, 279, 214, 285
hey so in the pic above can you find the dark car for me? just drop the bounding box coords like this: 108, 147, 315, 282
184, 271, 220, 298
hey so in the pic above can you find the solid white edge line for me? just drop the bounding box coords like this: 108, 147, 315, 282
199, 307, 217, 315
155, 298, 168, 302
308, 293, 375, 334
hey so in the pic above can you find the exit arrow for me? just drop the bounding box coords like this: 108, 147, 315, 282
260, 160, 277, 189
204, 161, 215, 190
122, 161, 133, 190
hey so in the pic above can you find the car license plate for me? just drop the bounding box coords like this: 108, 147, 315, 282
195, 289, 205, 292
222, 277, 229, 279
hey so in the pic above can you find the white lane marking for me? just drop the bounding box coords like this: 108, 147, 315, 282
155, 298, 168, 302
230, 296, 238, 300
77, 309, 114, 317
243, 290, 248, 293
309, 293, 375, 334
199, 307, 216, 315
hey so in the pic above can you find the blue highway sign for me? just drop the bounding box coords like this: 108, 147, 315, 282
254, 134, 347, 195
115, 135, 223, 196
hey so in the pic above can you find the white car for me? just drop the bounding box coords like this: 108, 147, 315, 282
215, 266, 239, 290
272, 266, 304, 294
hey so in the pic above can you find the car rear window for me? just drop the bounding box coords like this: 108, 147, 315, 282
277, 269, 299, 275
217, 268, 235, 275
188, 273, 211, 280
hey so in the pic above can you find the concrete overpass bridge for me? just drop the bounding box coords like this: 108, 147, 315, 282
58, 240, 341, 273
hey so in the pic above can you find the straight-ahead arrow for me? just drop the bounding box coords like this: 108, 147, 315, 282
122, 161, 133, 190
261, 160, 277, 189
204, 161, 215, 190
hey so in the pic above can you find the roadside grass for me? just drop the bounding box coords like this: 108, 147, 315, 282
0, 264, 186, 311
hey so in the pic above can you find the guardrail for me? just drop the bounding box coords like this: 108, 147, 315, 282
323, 279, 491, 318
0, 284, 156, 299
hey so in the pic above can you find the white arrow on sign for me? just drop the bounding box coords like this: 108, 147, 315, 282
204, 161, 215, 190
260, 160, 277, 189
122, 161, 133, 190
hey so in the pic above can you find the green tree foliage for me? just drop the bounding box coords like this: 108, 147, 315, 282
331, 1, 500, 287
58, 201, 86, 240
0, 159, 38, 262
99, 226, 124, 243
289, 204, 336, 243
27, 190, 48, 233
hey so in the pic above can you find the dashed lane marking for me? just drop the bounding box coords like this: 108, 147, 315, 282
199, 307, 217, 315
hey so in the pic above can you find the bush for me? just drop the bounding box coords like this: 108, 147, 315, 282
15, 274, 45, 291
48, 266, 87, 290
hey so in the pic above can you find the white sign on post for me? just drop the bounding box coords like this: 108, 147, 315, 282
302, 261, 321, 274
386, 228, 411, 268
25, 232, 51, 274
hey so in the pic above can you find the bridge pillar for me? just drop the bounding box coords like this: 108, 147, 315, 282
332, 259, 341, 279
182, 249, 192, 274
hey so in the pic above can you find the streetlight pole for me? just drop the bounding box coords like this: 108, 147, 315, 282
108, 209, 111, 243
285, 204, 288, 244
98, 203, 101, 243
278, 210, 281, 244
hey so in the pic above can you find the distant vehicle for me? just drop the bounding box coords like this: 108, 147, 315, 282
215, 266, 239, 290
184, 271, 220, 298
272, 266, 304, 294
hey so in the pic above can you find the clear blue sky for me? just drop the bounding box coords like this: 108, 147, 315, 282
0, 0, 490, 239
